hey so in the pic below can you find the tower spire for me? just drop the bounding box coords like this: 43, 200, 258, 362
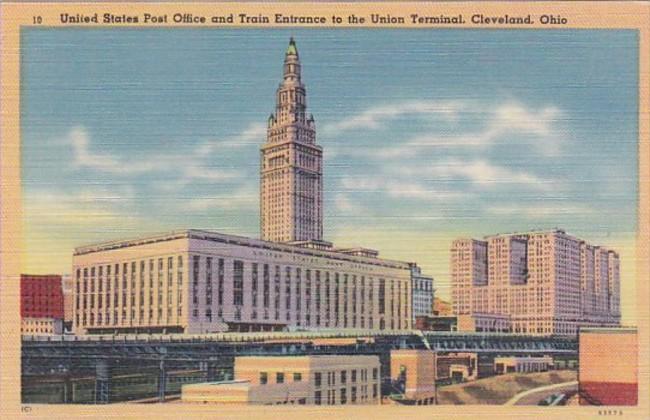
283, 37, 301, 83
286, 37, 298, 57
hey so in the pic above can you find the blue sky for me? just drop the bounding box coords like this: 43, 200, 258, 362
21, 28, 638, 318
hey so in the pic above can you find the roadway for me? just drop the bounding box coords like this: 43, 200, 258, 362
505, 380, 578, 406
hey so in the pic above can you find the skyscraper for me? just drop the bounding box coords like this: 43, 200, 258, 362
261, 38, 323, 243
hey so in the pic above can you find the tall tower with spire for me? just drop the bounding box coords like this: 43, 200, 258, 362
260, 38, 323, 243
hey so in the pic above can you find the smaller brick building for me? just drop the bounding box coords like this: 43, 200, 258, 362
21, 274, 64, 319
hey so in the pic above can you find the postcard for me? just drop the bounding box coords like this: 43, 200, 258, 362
1, 1, 648, 419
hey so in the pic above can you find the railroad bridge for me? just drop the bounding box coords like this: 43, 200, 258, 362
22, 330, 577, 404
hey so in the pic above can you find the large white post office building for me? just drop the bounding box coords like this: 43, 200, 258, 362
72, 230, 412, 334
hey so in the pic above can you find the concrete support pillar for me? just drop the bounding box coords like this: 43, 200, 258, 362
63, 375, 73, 403
206, 363, 219, 382
199, 361, 214, 382
158, 359, 167, 402
399, 338, 407, 349
94, 359, 111, 404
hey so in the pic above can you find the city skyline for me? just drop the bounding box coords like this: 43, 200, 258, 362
21, 29, 638, 323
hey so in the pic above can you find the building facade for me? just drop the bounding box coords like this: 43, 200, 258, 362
410, 265, 434, 322
181, 355, 381, 405
415, 315, 457, 332
450, 229, 620, 335
435, 353, 477, 383
457, 313, 511, 333
72, 230, 412, 334
261, 38, 323, 243
388, 350, 436, 405
21, 274, 64, 319
20, 317, 63, 335
450, 239, 487, 316
62, 274, 74, 331
433, 297, 453, 316
493, 356, 553, 375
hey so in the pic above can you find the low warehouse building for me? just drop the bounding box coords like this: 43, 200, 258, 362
182, 355, 381, 405
494, 356, 553, 374
435, 352, 478, 383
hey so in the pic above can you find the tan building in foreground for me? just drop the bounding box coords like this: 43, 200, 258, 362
182, 355, 380, 405
388, 350, 436, 405
579, 327, 637, 405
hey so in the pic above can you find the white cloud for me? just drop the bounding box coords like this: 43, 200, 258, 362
65, 125, 249, 190
345, 100, 565, 158
67, 126, 160, 175
186, 186, 257, 211
195, 122, 266, 156
334, 194, 367, 214
493, 102, 561, 137
23, 186, 137, 226
486, 202, 595, 218
323, 100, 464, 134
394, 158, 553, 191
339, 178, 465, 203
182, 166, 242, 181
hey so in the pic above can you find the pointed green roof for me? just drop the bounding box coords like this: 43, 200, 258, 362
286, 37, 298, 56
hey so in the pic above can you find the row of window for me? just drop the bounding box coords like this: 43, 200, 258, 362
76, 307, 182, 327
259, 368, 379, 387
75, 257, 184, 294
191, 257, 410, 328
317, 384, 377, 405
21, 328, 54, 333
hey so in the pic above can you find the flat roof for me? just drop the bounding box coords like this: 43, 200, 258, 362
579, 327, 637, 334
73, 229, 412, 270
184, 379, 252, 389
486, 228, 567, 238
235, 354, 378, 360
458, 229, 618, 254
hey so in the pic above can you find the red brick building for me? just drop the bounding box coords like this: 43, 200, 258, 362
21, 274, 64, 319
